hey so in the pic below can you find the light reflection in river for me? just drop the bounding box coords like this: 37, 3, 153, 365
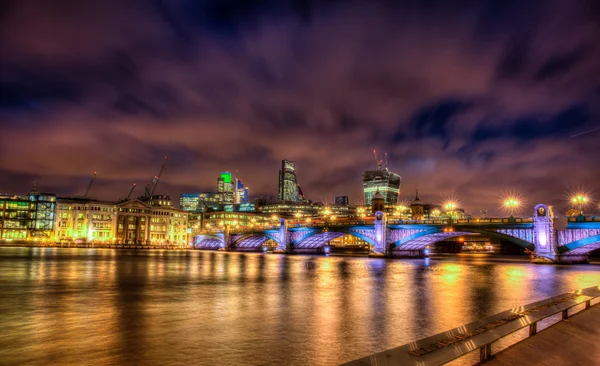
0, 248, 599, 365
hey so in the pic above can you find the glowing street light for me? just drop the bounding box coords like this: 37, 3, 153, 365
444, 202, 457, 211
503, 197, 520, 216
571, 194, 588, 206
571, 194, 589, 214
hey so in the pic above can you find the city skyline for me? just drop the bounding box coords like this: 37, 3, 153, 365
1, 1, 600, 215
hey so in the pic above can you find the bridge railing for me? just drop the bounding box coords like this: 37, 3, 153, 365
387, 217, 534, 225
345, 285, 600, 366
567, 216, 600, 222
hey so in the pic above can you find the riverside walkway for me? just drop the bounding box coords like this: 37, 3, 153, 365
486, 304, 600, 365
345, 285, 600, 366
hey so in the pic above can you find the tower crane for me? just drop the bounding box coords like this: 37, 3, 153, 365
118, 183, 137, 202
373, 150, 387, 170
143, 156, 168, 200
83, 171, 97, 198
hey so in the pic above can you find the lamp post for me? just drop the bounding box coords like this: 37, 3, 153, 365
571, 194, 589, 215
503, 198, 520, 218
444, 202, 457, 221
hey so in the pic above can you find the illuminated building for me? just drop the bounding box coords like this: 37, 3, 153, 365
371, 190, 385, 214
217, 172, 235, 204
116, 199, 188, 245
0, 187, 56, 240
202, 211, 273, 230
409, 190, 424, 220
334, 196, 349, 206
319, 204, 357, 219
278, 160, 305, 202
180, 193, 220, 211
180, 192, 221, 211
54, 197, 117, 242
362, 160, 401, 205
180, 193, 200, 211
258, 202, 318, 218
235, 179, 249, 204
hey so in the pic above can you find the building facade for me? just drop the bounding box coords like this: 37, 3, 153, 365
278, 160, 303, 202
363, 169, 401, 206
54, 198, 117, 242
180, 193, 220, 211
334, 195, 349, 206
235, 179, 249, 204
0, 190, 56, 240
217, 172, 235, 204
116, 199, 188, 245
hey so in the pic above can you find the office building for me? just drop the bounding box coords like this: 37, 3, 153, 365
217, 172, 235, 204
278, 160, 304, 202
235, 179, 249, 204
54, 197, 117, 242
0, 187, 56, 240
180, 192, 220, 211
362, 157, 401, 206
115, 199, 188, 245
334, 196, 349, 206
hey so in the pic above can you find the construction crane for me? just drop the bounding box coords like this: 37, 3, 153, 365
373, 150, 384, 170
83, 171, 97, 198
144, 156, 168, 200
121, 183, 137, 201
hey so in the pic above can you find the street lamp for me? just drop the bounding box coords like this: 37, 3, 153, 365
571, 194, 589, 214
443, 201, 457, 220
503, 197, 520, 217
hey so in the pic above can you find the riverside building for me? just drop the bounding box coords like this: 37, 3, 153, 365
362, 154, 401, 206
0, 186, 56, 240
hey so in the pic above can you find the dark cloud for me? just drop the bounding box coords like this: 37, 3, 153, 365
1, 0, 599, 215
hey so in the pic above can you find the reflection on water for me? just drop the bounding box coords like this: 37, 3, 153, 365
0, 248, 599, 365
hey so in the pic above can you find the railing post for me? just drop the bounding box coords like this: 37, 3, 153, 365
562, 309, 569, 320
480, 344, 492, 361
529, 322, 537, 336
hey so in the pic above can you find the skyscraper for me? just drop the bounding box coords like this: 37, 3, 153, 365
334, 195, 349, 206
278, 160, 303, 202
362, 153, 401, 206
235, 179, 249, 204
217, 172, 235, 204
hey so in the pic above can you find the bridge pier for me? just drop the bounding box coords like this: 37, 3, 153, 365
531, 204, 558, 263
371, 211, 387, 256
273, 218, 289, 253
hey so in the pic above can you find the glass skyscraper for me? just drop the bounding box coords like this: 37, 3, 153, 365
278, 160, 302, 202
363, 168, 401, 206
217, 172, 235, 204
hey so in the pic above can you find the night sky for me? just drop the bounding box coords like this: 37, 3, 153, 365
1, 0, 599, 215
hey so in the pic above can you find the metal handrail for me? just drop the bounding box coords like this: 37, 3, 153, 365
345, 285, 600, 365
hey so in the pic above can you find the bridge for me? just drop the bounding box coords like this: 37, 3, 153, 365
192, 204, 600, 264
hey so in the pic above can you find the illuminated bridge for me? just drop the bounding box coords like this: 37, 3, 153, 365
193, 204, 600, 264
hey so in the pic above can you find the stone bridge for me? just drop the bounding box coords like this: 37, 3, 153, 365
193, 204, 600, 264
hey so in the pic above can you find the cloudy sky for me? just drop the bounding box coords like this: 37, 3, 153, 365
1, 0, 599, 215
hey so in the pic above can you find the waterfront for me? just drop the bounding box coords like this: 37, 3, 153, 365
1, 248, 599, 365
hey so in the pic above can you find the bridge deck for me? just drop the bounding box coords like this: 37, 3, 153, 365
485, 303, 600, 365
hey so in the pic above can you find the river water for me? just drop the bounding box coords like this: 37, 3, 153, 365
0, 247, 599, 365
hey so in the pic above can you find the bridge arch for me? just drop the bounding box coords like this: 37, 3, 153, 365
232, 233, 280, 250
193, 235, 224, 250
292, 227, 376, 250
392, 227, 535, 251
559, 234, 600, 255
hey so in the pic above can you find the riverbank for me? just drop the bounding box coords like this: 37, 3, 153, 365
0, 241, 189, 250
